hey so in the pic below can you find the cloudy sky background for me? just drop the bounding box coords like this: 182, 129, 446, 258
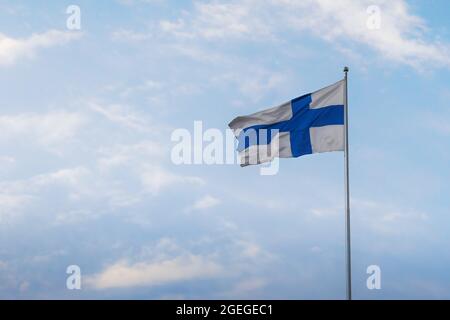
1, 0, 450, 299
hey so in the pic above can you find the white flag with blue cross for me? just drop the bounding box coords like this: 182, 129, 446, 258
229, 80, 345, 166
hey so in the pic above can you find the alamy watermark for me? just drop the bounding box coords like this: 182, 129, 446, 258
366, 265, 381, 290
66, 265, 82, 290
171, 121, 280, 175
366, 5, 381, 30
66, 5, 81, 30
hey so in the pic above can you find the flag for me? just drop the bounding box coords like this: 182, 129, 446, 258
229, 80, 345, 166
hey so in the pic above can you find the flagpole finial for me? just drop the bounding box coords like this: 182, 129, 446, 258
344, 66, 349, 73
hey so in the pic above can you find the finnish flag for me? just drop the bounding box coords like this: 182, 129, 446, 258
229, 80, 345, 166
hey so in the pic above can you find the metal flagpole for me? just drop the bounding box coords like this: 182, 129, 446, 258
343, 66, 352, 300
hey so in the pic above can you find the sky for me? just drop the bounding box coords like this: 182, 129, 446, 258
0, 0, 450, 300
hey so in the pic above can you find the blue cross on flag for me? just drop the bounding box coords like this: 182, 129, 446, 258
229, 80, 345, 166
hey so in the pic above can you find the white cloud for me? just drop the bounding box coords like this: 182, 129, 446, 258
423, 112, 450, 136
310, 246, 323, 254
310, 206, 340, 217
233, 191, 294, 212
228, 277, 267, 296
0, 156, 15, 165
96, 141, 203, 200
310, 197, 429, 234
0, 30, 81, 66
111, 29, 153, 42
0, 156, 15, 175
32, 167, 90, 189
0, 130, 206, 223
117, 0, 165, 6
0, 111, 85, 147
0, 154, 91, 222
119, 80, 164, 98
279, 0, 450, 69
89, 102, 151, 132
97, 140, 165, 171
238, 240, 263, 259
0, 166, 91, 206
159, 0, 450, 69
54, 209, 96, 226
0, 3, 26, 15
352, 198, 429, 235
140, 165, 205, 195
187, 195, 221, 212
97, 140, 206, 199
212, 66, 287, 102
307, 196, 432, 256
86, 254, 222, 289
0, 193, 33, 223
161, 1, 272, 40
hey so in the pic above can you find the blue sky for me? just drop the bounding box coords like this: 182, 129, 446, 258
0, 0, 450, 299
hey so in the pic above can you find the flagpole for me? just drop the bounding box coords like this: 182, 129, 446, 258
343, 66, 352, 300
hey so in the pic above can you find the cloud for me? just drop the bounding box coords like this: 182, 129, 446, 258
96, 141, 205, 199
116, 0, 165, 5
237, 240, 265, 259
212, 66, 288, 102
140, 165, 205, 195
0, 111, 85, 147
0, 193, 33, 223
0, 158, 206, 224
0, 156, 15, 165
280, 0, 450, 69
0, 3, 26, 15
54, 209, 97, 226
89, 102, 153, 132
0, 166, 91, 204
186, 195, 221, 212
111, 29, 152, 42
118, 80, 164, 98
351, 198, 429, 236
96, 140, 165, 171
159, 0, 450, 69
32, 167, 90, 190
85, 236, 273, 292
0, 123, 206, 223
226, 277, 267, 297
0, 30, 81, 66
0, 156, 15, 175
86, 254, 222, 289
422, 112, 450, 136
310, 197, 429, 235
233, 191, 294, 212
0, 167, 89, 195
160, 2, 272, 40
308, 196, 432, 256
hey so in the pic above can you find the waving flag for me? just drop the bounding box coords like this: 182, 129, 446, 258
229, 69, 353, 300
229, 80, 345, 166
